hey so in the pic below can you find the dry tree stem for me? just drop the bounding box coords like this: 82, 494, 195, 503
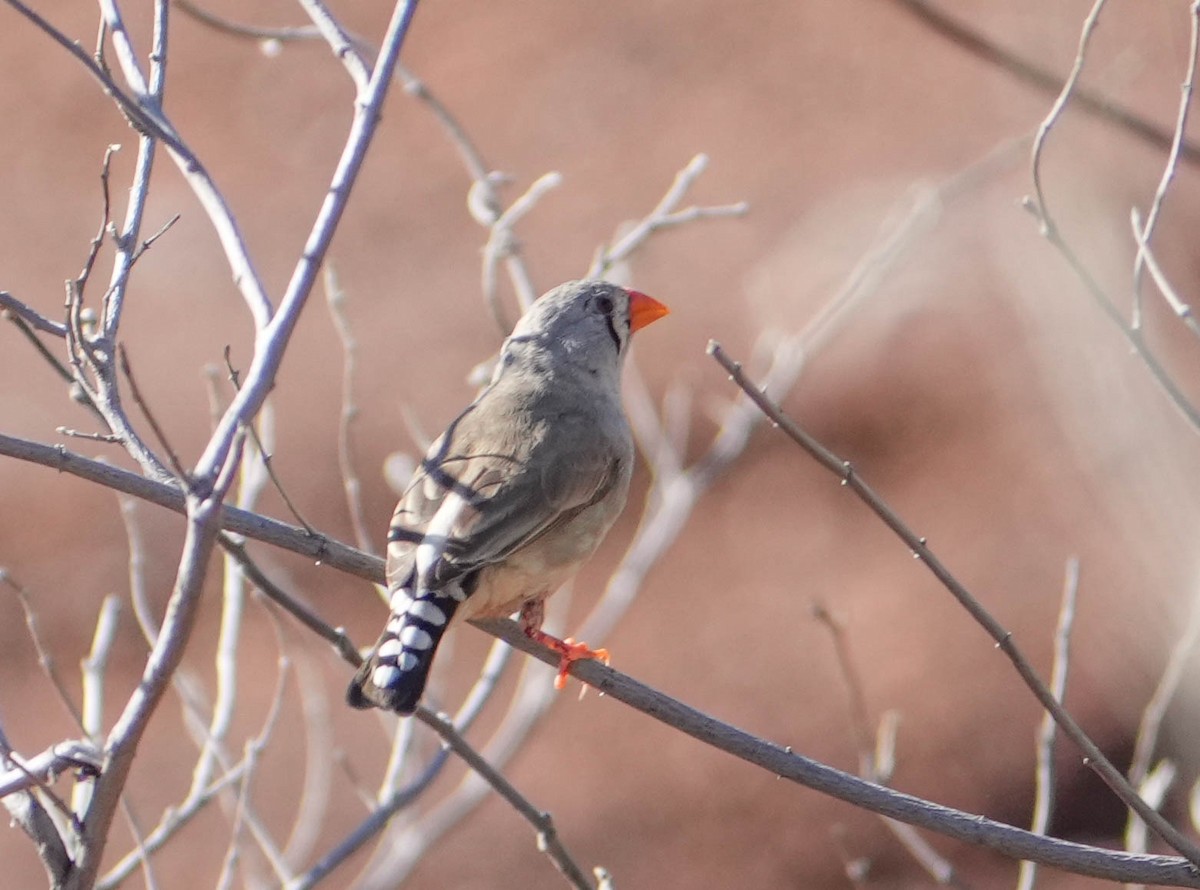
482, 617, 1200, 888
1129, 0, 1200, 329
1125, 578, 1200, 853
323, 264, 378, 555
3, 425, 1199, 886
1028, 0, 1108, 240
1017, 558, 1079, 890
1021, 0, 1200, 434
812, 603, 968, 888
1130, 209, 1200, 342
706, 339, 1200, 869
409, 709, 594, 890
2, 571, 86, 731
891, 0, 1200, 166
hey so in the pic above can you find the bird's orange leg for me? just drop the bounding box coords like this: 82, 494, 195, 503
519, 599, 610, 690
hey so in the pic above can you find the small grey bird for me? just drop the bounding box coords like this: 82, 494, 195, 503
347, 280, 669, 714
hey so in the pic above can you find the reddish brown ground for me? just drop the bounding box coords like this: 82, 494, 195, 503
3, 1, 1200, 887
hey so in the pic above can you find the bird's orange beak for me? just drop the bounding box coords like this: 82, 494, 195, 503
627, 290, 670, 333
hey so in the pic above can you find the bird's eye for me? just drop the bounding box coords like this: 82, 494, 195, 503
595, 295, 614, 315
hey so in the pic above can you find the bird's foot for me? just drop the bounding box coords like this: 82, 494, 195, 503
524, 628, 609, 690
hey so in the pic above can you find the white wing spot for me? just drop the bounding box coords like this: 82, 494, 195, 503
409, 600, 447, 626
398, 651, 419, 671
400, 626, 434, 651
389, 589, 413, 613
446, 584, 467, 603
377, 638, 405, 659
386, 615, 405, 634
415, 492, 468, 582
372, 664, 401, 689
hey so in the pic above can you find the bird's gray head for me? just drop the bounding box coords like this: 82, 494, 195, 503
506, 280, 669, 367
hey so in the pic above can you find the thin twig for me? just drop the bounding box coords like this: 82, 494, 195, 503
812, 602, 969, 888
294, 0, 370, 89
1130, 209, 1200, 342
1017, 557, 1079, 890
409, 708, 594, 890
707, 339, 1200, 868
223, 347, 315, 533
1027, 0, 1108, 240
278, 632, 335, 867
56, 428, 122, 443
589, 154, 748, 278
481, 171, 562, 325
891, 0, 1200, 166
1022, 0, 1200, 436
1, 570, 86, 730
323, 264, 377, 554
812, 602, 876, 777
117, 343, 188, 480
191, 0, 420, 487
0, 433, 382, 583
5, 421, 1199, 884
1126, 577, 1200, 854
218, 535, 361, 666
290, 747, 449, 889
482, 617, 1200, 887
73, 595, 122, 821
0, 292, 68, 337
1131, 0, 1200, 328
217, 631, 295, 887
190, 399, 278, 874
74, 144, 119, 302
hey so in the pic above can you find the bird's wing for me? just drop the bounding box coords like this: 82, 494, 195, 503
386, 402, 622, 591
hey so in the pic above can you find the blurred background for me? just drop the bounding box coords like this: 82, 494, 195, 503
3, 1, 1200, 887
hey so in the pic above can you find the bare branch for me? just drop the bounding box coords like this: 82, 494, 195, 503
482, 617, 1200, 887
97, 757, 253, 888
1027, 0, 1108, 240
4, 428, 1197, 885
589, 154, 748, 279
1126, 577, 1200, 853
118, 344, 188, 480
74, 144, 119, 303
813, 603, 968, 888
0, 740, 102, 800
411, 708, 595, 890
482, 172, 562, 324
0, 293, 68, 337
1020, 1, 1200, 435
291, 748, 448, 888
708, 339, 1200, 867
1018, 558, 1080, 890
1, 570, 85, 730
0, 432, 382, 584
192, 0, 421, 488
223, 349, 315, 533
892, 0, 1200, 166
324, 263, 378, 555
1131, 1, 1200, 328
68, 463, 242, 888
1130, 208, 1200, 341
294, 0, 371, 89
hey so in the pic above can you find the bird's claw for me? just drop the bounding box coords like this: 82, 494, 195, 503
524, 627, 609, 690
552, 637, 610, 690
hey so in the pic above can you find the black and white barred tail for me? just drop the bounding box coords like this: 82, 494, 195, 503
346, 584, 463, 714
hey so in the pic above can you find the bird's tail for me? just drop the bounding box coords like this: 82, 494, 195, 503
346, 586, 460, 714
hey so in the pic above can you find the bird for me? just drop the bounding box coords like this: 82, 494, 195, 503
347, 279, 670, 714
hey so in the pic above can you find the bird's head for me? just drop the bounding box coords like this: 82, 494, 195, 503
508, 280, 669, 364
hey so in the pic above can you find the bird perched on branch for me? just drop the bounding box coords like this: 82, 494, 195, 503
347, 279, 670, 714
